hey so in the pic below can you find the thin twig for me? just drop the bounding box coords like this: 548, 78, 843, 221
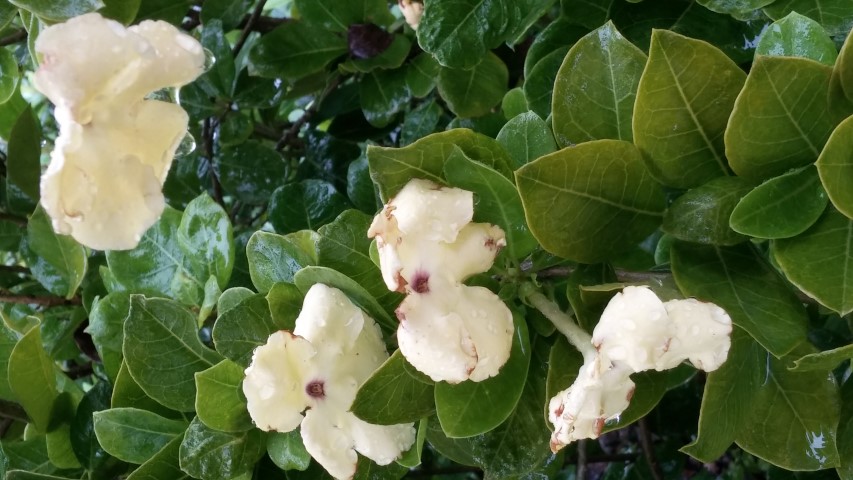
232, 0, 268, 55
0, 212, 27, 226
0, 29, 27, 47
0, 289, 81, 307
638, 418, 664, 480
275, 75, 343, 151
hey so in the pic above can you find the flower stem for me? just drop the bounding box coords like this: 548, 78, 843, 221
520, 283, 596, 360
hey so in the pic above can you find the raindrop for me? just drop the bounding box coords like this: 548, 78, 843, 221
202, 47, 216, 73
175, 132, 196, 157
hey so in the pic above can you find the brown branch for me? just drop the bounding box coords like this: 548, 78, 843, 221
275, 75, 343, 151
0, 29, 27, 47
0, 289, 81, 307
0, 212, 27, 226
232, 0, 268, 55
638, 419, 664, 480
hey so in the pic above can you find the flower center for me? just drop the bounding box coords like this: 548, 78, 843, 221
410, 270, 429, 294
306, 380, 325, 399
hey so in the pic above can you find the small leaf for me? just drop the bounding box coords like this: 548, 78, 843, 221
266, 431, 310, 472
211, 293, 283, 367
552, 21, 647, 146
246, 230, 318, 294
501, 88, 528, 120
217, 141, 287, 205
495, 111, 557, 168
4, 106, 38, 202
662, 176, 754, 246
194, 359, 253, 432
437, 52, 508, 118
269, 180, 350, 234
790, 344, 853, 372
178, 194, 234, 288
93, 408, 187, 464
633, 29, 745, 188
401, 100, 442, 147
773, 207, 853, 315
515, 139, 665, 263
26, 206, 87, 299
248, 21, 348, 80
756, 12, 838, 65
178, 417, 266, 480
199, 0, 250, 30
123, 296, 222, 411
730, 166, 828, 239
695, 0, 776, 17
416, 0, 508, 69
351, 350, 435, 425
9, 325, 57, 432
525, 47, 567, 118
405, 53, 440, 98
87, 292, 131, 382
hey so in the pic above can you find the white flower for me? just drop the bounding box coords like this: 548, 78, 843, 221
548, 355, 634, 452
33, 13, 206, 250
592, 286, 733, 372
242, 284, 415, 480
398, 0, 424, 30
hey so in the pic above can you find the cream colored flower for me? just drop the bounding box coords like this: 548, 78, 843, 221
399, 0, 424, 30
33, 13, 206, 250
243, 284, 415, 480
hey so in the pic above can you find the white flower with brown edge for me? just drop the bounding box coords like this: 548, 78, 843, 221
242, 284, 415, 480
33, 13, 206, 251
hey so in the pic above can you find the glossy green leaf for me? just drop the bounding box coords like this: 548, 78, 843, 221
86, 292, 130, 382
3, 437, 53, 474
9, 0, 104, 21
197, 20, 236, 99
266, 282, 303, 331
267, 430, 310, 472
726, 56, 836, 179
126, 436, 188, 480
663, 176, 754, 246
443, 147, 538, 260
5, 472, 75, 480
269, 180, 350, 233
123, 296, 222, 411
199, 0, 250, 30
633, 29, 744, 188
838, 378, 853, 479
790, 344, 853, 372
773, 207, 853, 315
817, 115, 853, 219
756, 12, 838, 65
248, 22, 348, 80
111, 361, 175, 419
501, 88, 528, 120
495, 111, 557, 168
516, 139, 665, 263
730, 166, 828, 239
178, 194, 233, 288
0, 48, 18, 105
417, 0, 508, 69
401, 99, 442, 147
26, 207, 87, 299
294, 0, 393, 31
293, 266, 396, 331
211, 293, 282, 367
736, 344, 841, 470
503, 0, 557, 44
601, 370, 669, 434
8, 325, 57, 432
525, 47, 567, 119
405, 53, 440, 98
680, 327, 764, 462
437, 52, 508, 118
435, 315, 529, 438
194, 359, 253, 432
217, 141, 286, 205
764, 0, 853, 38
367, 128, 513, 200
351, 350, 435, 425
93, 408, 186, 464
696, 0, 776, 16
359, 68, 409, 128
836, 28, 853, 102
397, 418, 428, 468
670, 241, 808, 357
178, 417, 266, 480
246, 230, 318, 294
552, 21, 646, 146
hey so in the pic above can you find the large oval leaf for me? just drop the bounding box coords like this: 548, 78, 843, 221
178, 417, 266, 480
516, 139, 665, 263
248, 21, 348, 80
92, 408, 187, 464
763, 0, 853, 38
416, 0, 508, 69
194, 360, 254, 432
351, 350, 435, 425
26, 206, 87, 299
663, 176, 754, 246
211, 293, 283, 367
437, 52, 508, 118
495, 111, 557, 168
633, 29, 745, 188
817, 115, 853, 219
756, 12, 838, 65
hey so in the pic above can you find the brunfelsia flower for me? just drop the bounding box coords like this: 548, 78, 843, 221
548, 286, 733, 452
368, 179, 513, 383
242, 284, 415, 480
33, 13, 206, 251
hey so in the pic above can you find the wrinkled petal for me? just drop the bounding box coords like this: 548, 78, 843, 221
661, 298, 733, 372
302, 409, 358, 480
347, 413, 416, 466
40, 101, 188, 250
243, 331, 316, 432
548, 356, 634, 452
397, 281, 513, 383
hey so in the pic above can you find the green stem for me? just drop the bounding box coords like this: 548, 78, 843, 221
520, 283, 596, 360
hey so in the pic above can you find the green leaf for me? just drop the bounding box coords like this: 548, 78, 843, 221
417, 0, 509, 69
443, 147, 538, 260
401, 100, 442, 147
248, 22, 348, 80
835, 28, 853, 103
680, 327, 764, 462
726, 56, 836, 179
178, 194, 234, 289
194, 359, 253, 432
294, 0, 394, 31
9, 0, 104, 21
342, 35, 412, 73
200, 0, 250, 30
756, 12, 838, 65
0, 322, 18, 401
246, 230, 318, 294
86, 292, 130, 382
397, 418, 428, 468
437, 52, 508, 118
495, 111, 557, 168
601, 370, 669, 434
367, 128, 513, 200
266, 431, 310, 472
525, 47, 568, 119
8, 325, 57, 432
3, 437, 52, 474
123, 296, 222, 411
211, 293, 283, 367
670, 241, 808, 357
405, 53, 440, 98
26, 206, 87, 300
178, 417, 266, 480
773, 207, 853, 315
0, 48, 18, 105
435, 315, 530, 438
126, 436, 188, 480
111, 361, 176, 419
359, 68, 410, 128
695, 0, 776, 16
4, 472, 75, 480
134, 0, 190, 23
351, 350, 435, 425
93, 408, 187, 464
633, 29, 745, 188
817, 115, 853, 219
552, 21, 647, 146
515, 139, 665, 263
217, 141, 287, 205
790, 344, 853, 372
266, 282, 303, 331
662, 176, 754, 246
69, 381, 111, 472
763, 0, 853, 38
269, 180, 351, 233
501, 88, 528, 120
197, 20, 236, 99
730, 166, 828, 239
735, 344, 841, 470
293, 266, 396, 331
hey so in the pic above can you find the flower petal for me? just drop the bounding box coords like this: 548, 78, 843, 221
661, 298, 733, 372
345, 412, 416, 466
301, 409, 358, 480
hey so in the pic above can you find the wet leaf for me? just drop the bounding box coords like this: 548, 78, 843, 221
437, 52, 508, 118
26, 206, 87, 299
211, 293, 282, 367
245, 230, 318, 294
763, 0, 853, 38
248, 21, 348, 80
351, 350, 435, 425
495, 111, 557, 168
756, 12, 838, 65
268, 180, 351, 233
417, 0, 509, 69
663, 176, 754, 246
217, 141, 287, 205
194, 359, 253, 432
93, 408, 187, 464
295, 0, 394, 32
9, 325, 57, 432
817, 116, 853, 219
359, 68, 410, 127
178, 417, 266, 480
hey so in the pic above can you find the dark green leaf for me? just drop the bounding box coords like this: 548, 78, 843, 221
93, 408, 187, 464
756, 12, 838, 65
111, 361, 176, 419
178, 194, 233, 289
401, 100, 442, 147
126, 436, 188, 480
194, 359, 253, 432
405, 53, 440, 98
817, 115, 853, 219
86, 292, 130, 382
25, 207, 87, 299
8, 325, 57, 432
69, 381, 111, 472
269, 180, 351, 233
351, 350, 435, 425
525, 47, 568, 118
495, 111, 557, 168
501, 88, 528, 120
837, 378, 853, 479
294, 0, 394, 31
0, 322, 17, 401
217, 141, 287, 205
9, 0, 104, 21
662, 176, 754, 246
245, 230, 318, 294
437, 52, 508, 118
178, 417, 266, 480
266, 431, 310, 472
248, 22, 348, 80
293, 266, 396, 331
211, 293, 283, 367
359, 68, 410, 127
0, 47, 18, 104
417, 0, 509, 69
790, 344, 853, 372
200, 0, 251, 31
763, 0, 853, 38
135, 0, 190, 23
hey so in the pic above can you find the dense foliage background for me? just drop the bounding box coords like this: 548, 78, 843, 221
0, 0, 852, 479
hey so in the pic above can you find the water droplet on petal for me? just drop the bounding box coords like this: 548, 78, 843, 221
175, 132, 196, 157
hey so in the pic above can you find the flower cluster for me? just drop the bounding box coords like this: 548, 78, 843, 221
549, 286, 732, 451
368, 179, 514, 383
242, 284, 416, 480
33, 13, 206, 250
